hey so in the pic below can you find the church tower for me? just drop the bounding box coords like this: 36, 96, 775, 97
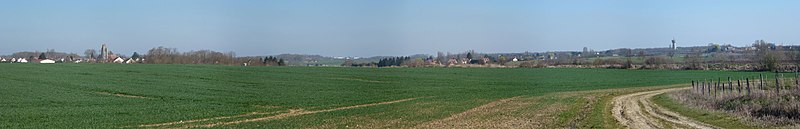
98, 44, 109, 61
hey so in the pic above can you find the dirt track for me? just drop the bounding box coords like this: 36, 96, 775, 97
612, 87, 717, 129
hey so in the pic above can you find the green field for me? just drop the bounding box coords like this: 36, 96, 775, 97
0, 64, 771, 128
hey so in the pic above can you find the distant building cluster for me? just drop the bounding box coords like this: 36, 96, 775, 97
0, 44, 144, 64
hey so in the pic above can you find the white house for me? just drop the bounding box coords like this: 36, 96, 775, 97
113, 57, 125, 63
17, 58, 28, 63
512, 58, 518, 62
11, 58, 17, 62
40, 59, 56, 64
123, 58, 133, 64
0, 58, 6, 62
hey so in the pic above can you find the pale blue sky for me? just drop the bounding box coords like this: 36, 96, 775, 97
1, 0, 798, 56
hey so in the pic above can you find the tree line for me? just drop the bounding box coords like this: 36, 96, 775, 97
377, 56, 411, 67
144, 46, 285, 66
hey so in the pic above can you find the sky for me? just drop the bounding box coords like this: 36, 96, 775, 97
1, 0, 799, 57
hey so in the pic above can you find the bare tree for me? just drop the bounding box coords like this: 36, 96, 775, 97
685, 51, 703, 70
84, 49, 96, 59
645, 56, 670, 65
620, 48, 634, 68
436, 52, 446, 65
753, 40, 780, 71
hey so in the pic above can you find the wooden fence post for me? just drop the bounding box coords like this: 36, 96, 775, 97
712, 78, 716, 97
738, 79, 742, 95
746, 78, 751, 96
702, 79, 706, 95
760, 74, 764, 90
716, 78, 720, 98
708, 79, 712, 96
728, 77, 732, 92
717, 79, 725, 95
776, 73, 781, 96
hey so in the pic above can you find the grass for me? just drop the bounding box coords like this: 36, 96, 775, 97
0, 63, 773, 128
657, 78, 800, 128
652, 93, 758, 128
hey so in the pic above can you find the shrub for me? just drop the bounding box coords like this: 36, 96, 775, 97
669, 85, 800, 126
645, 56, 671, 65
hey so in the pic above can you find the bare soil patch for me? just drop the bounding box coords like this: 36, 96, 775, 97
329, 77, 383, 83
95, 92, 152, 99
612, 87, 718, 129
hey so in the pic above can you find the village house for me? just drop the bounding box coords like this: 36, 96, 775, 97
459, 58, 469, 64
30, 59, 44, 63
480, 57, 491, 64
107, 54, 120, 62
425, 58, 437, 65
123, 58, 144, 64
112, 57, 125, 63
447, 58, 458, 66
39, 59, 55, 64
124, 58, 133, 64
123, 53, 145, 64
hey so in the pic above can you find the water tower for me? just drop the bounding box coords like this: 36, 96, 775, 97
671, 38, 676, 50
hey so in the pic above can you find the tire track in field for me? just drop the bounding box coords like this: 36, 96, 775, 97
423, 96, 522, 124
95, 92, 153, 99
612, 87, 717, 129
157, 97, 420, 128
137, 111, 282, 127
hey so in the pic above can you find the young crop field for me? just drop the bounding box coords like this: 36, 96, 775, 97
0, 64, 771, 128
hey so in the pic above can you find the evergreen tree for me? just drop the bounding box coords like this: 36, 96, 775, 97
396, 57, 403, 66
392, 57, 400, 66
131, 52, 141, 59
401, 57, 407, 65
38, 53, 47, 59
260, 57, 266, 64
466, 52, 473, 60
378, 58, 387, 67
263, 56, 284, 66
